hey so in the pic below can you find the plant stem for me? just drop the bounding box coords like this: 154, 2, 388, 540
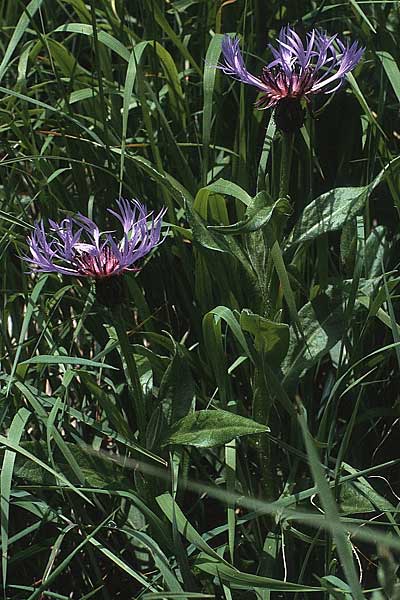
253, 356, 277, 503
267, 131, 296, 306
256, 132, 295, 509
111, 306, 146, 443
279, 131, 294, 199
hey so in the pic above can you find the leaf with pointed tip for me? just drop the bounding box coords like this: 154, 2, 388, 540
289, 184, 372, 246
164, 409, 269, 448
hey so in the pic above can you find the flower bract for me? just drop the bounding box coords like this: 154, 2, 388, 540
24, 199, 166, 279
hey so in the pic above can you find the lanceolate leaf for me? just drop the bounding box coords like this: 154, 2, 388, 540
282, 291, 346, 391
288, 156, 400, 246
20, 355, 117, 370
164, 410, 269, 447
289, 184, 373, 246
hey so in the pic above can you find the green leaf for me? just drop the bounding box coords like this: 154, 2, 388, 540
194, 186, 229, 226
282, 291, 346, 392
156, 492, 230, 564
152, 42, 186, 126
188, 200, 256, 287
289, 184, 373, 246
43, 38, 84, 78
202, 179, 252, 207
15, 381, 166, 465
0, 85, 104, 148
202, 34, 224, 184
53, 23, 130, 61
364, 226, 387, 279
0, 209, 32, 229
81, 375, 134, 440
119, 49, 140, 197
0, 0, 44, 82
347, 72, 383, 134
187, 200, 229, 254
338, 463, 395, 515
1, 408, 31, 591
338, 482, 387, 515
270, 240, 301, 331
377, 51, 400, 103
209, 195, 291, 235
240, 310, 289, 365
349, 0, 376, 32
195, 555, 324, 592
202, 311, 231, 406
202, 307, 254, 407
289, 143, 400, 249
159, 342, 195, 425
297, 405, 366, 600
0, 436, 90, 503
7, 275, 48, 395
320, 575, 352, 599
143, 0, 201, 76
20, 355, 117, 369
13, 441, 132, 489
207, 306, 253, 361
164, 409, 269, 448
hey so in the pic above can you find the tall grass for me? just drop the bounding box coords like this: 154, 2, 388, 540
1, 1, 400, 598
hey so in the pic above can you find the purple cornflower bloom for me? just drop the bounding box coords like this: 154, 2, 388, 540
24, 199, 166, 279
219, 26, 364, 131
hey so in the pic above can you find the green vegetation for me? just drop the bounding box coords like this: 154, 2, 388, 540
1, 1, 400, 598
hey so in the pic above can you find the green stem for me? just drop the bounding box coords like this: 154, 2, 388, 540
111, 306, 146, 442
278, 131, 294, 199
253, 357, 276, 502
255, 132, 296, 508
264, 131, 296, 312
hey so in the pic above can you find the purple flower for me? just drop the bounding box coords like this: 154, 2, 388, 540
219, 26, 364, 112
24, 199, 166, 279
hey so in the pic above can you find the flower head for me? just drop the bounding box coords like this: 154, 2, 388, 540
24, 199, 166, 279
219, 26, 364, 130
